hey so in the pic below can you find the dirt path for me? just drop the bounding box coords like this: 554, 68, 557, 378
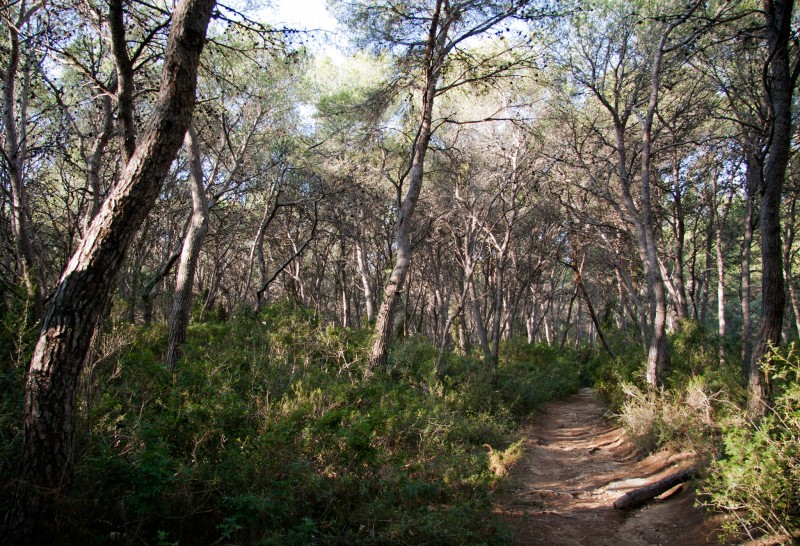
494, 388, 725, 545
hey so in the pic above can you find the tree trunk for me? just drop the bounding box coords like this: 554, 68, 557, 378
5, 1, 214, 542
749, 0, 795, 420
355, 236, 376, 322
670, 149, 690, 320
469, 262, 492, 360
368, 0, 449, 372
109, 0, 137, 164
741, 150, 759, 374
3, 5, 43, 316
613, 465, 698, 510
82, 94, 114, 230
783, 187, 800, 336
715, 176, 734, 364
573, 258, 615, 359
164, 124, 209, 369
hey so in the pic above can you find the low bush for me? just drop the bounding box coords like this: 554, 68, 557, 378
702, 345, 800, 541
0, 306, 585, 545
498, 339, 583, 416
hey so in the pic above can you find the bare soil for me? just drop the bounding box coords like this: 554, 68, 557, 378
493, 388, 728, 546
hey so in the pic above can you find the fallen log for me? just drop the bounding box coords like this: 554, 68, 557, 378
613, 465, 698, 510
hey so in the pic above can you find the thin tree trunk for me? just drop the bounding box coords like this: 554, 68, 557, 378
83, 94, 114, 230
700, 207, 714, 325
573, 258, 615, 358
783, 186, 800, 335
469, 262, 492, 360
670, 149, 689, 320
355, 236, 376, 322
560, 285, 578, 351
5, 2, 214, 542
741, 150, 759, 374
3, 5, 43, 315
369, 0, 449, 372
109, 0, 137, 164
164, 124, 209, 369
715, 176, 734, 363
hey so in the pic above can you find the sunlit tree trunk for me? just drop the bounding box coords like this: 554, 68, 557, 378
3, 3, 43, 316
165, 124, 209, 369
369, 0, 449, 372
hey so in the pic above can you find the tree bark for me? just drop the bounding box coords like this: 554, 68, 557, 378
4, 1, 214, 542
355, 236, 376, 322
368, 0, 449, 372
3, 3, 43, 316
613, 465, 698, 510
741, 149, 760, 374
109, 0, 137, 164
164, 124, 209, 369
749, 0, 796, 420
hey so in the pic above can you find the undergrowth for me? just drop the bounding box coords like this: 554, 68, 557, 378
0, 302, 583, 545
593, 320, 800, 541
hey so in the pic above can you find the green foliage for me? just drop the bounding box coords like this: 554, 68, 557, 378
586, 322, 744, 456
498, 339, 584, 416
581, 329, 646, 411
0, 281, 39, 515
702, 345, 800, 541
4, 307, 584, 545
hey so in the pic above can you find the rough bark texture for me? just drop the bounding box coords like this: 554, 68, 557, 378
749, 0, 795, 419
165, 125, 209, 369
4, 1, 214, 542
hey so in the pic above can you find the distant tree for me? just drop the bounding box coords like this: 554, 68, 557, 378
332, 0, 538, 372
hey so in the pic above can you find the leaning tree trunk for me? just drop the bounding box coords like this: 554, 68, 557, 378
165, 124, 209, 369
749, 0, 795, 420
4, 1, 214, 542
368, 0, 448, 372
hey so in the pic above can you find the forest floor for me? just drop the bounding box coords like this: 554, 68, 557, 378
494, 388, 737, 546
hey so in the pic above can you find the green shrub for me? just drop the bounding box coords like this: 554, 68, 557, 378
702, 345, 800, 541
56, 307, 550, 544
498, 339, 583, 416
1, 303, 592, 544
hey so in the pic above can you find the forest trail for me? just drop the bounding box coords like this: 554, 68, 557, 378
494, 388, 724, 546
